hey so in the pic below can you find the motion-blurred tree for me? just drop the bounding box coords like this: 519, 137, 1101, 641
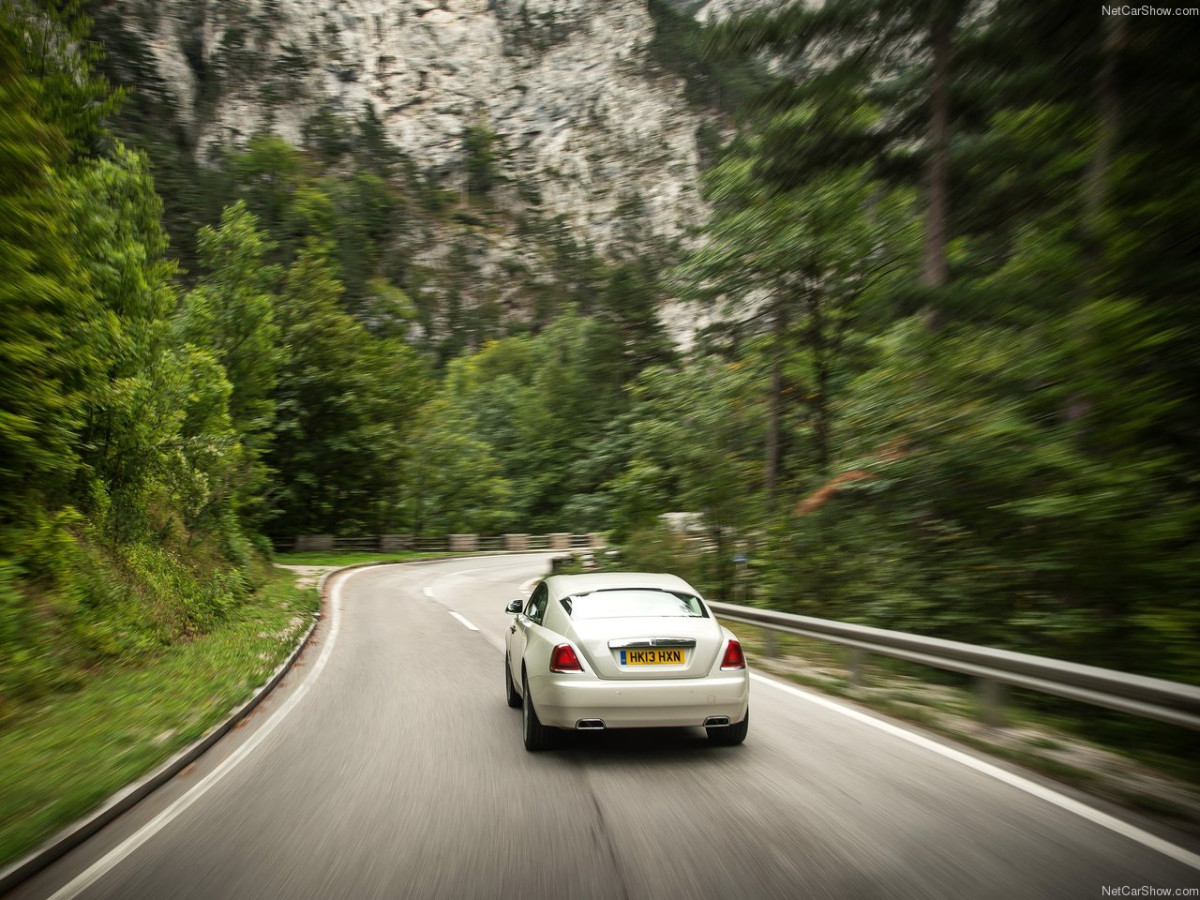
67, 147, 181, 542
609, 359, 761, 598
269, 241, 429, 536
682, 140, 914, 499
177, 201, 281, 526
0, 3, 278, 709
706, 0, 978, 296
4, 0, 121, 157
462, 120, 500, 199
647, 0, 1200, 683
400, 398, 515, 537
0, 16, 91, 521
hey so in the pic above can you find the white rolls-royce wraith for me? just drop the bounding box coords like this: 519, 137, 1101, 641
504, 572, 750, 751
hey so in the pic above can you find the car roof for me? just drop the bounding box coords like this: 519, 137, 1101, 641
544, 572, 700, 601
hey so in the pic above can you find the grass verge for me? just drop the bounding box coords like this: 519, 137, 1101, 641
0, 568, 318, 869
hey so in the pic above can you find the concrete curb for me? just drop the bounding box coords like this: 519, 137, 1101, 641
0, 551, 561, 895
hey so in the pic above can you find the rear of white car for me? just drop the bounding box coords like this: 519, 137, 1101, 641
505, 573, 750, 750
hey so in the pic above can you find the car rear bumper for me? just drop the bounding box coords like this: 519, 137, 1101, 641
528, 670, 750, 730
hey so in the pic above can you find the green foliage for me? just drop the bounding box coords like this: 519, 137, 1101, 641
463, 121, 500, 198
600, 264, 674, 382
612, 524, 710, 596
646, 0, 769, 116
268, 242, 429, 535
0, 12, 273, 722
86, 1, 213, 272
409, 308, 648, 534
330, 172, 401, 311
0, 26, 90, 516
66, 147, 184, 542
0, 567, 315, 864
303, 103, 352, 165
216, 133, 409, 316
0, 0, 122, 157
355, 103, 405, 178
524, 216, 608, 330
401, 398, 515, 536
178, 201, 281, 458
361, 278, 417, 337
4, 0, 1198, 749
0, 557, 57, 712
609, 359, 761, 597
227, 135, 307, 254
629, 0, 1200, 684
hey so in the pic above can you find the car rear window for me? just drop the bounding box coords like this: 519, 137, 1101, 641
562, 589, 708, 619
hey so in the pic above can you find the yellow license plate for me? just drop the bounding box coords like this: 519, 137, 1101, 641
621, 648, 685, 666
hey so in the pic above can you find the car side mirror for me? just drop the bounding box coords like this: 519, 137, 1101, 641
506, 600, 523, 615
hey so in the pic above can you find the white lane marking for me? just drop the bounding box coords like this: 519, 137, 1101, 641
410, 554, 555, 604
418, 552, 556, 595
427, 565, 518, 597
419, 561, 542, 649
48, 567, 365, 900
430, 566, 528, 652
751, 672, 1200, 872
445, 566, 496, 578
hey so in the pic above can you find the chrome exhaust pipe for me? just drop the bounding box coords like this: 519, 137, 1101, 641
576, 718, 606, 731
703, 716, 730, 727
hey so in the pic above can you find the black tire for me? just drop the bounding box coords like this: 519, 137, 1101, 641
505, 654, 521, 708
522, 673, 556, 751
707, 708, 749, 746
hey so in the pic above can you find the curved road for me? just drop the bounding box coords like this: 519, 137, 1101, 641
9, 554, 1199, 899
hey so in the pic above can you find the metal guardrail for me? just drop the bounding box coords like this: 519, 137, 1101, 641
330, 536, 378, 550
277, 533, 602, 553
707, 601, 1200, 731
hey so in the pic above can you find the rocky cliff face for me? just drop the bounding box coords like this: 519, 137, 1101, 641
693, 0, 788, 23
121, 0, 710, 254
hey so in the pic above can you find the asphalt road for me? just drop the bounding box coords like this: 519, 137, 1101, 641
9, 554, 1200, 900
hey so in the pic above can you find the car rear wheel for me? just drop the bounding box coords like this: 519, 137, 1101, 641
707, 708, 749, 746
522, 673, 556, 751
504, 653, 521, 708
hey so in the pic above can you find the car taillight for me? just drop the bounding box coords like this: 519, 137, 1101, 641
550, 644, 584, 673
720, 639, 745, 670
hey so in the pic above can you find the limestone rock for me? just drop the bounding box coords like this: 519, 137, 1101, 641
125, 0, 712, 254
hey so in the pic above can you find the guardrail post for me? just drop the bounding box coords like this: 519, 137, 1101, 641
548, 532, 571, 550
976, 678, 1007, 728
848, 648, 867, 687
763, 629, 778, 659
380, 534, 411, 552
504, 534, 529, 551
295, 534, 333, 552
449, 534, 479, 552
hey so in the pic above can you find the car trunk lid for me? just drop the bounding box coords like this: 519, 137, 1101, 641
568, 616, 721, 679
